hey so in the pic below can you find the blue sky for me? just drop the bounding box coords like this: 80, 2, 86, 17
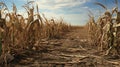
2, 0, 120, 25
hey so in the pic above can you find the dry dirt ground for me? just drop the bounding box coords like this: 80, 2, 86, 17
7, 26, 120, 67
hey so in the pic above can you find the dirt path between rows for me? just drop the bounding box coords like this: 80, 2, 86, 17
9, 26, 120, 67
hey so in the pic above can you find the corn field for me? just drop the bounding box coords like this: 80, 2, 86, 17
0, 1, 71, 65
0, 0, 120, 67
87, 0, 120, 56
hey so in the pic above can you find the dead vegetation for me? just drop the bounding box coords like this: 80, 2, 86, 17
0, 1, 71, 66
0, 0, 120, 67
87, 0, 120, 58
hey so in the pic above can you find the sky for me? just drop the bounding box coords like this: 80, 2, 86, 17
1, 0, 120, 26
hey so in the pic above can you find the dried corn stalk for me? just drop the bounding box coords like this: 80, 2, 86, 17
88, 0, 120, 56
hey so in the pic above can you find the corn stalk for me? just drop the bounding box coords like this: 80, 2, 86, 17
88, 0, 120, 56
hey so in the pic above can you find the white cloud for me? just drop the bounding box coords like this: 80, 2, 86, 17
34, 0, 90, 10
82, 6, 89, 9
18, 0, 91, 25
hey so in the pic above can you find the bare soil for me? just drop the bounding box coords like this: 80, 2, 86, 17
7, 26, 120, 67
